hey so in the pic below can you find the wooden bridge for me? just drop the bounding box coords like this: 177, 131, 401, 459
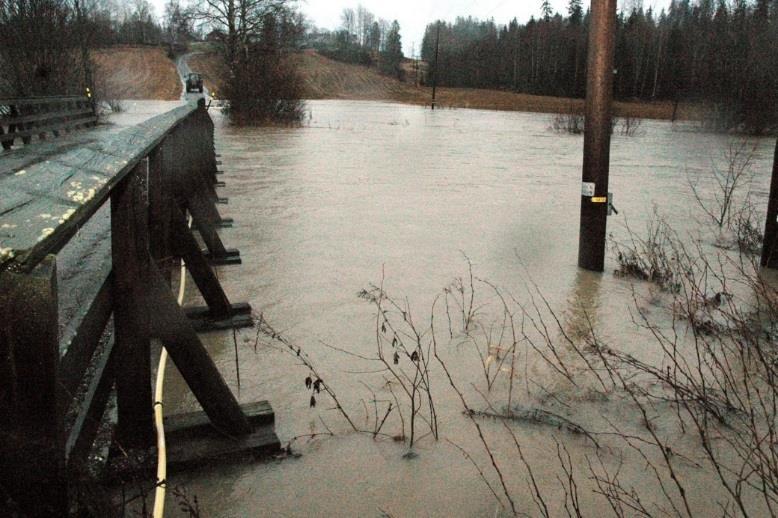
0, 98, 279, 516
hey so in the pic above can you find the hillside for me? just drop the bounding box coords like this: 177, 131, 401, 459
96, 46, 698, 120
92, 46, 181, 101
189, 49, 697, 120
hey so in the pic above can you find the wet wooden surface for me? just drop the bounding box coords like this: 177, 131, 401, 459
0, 102, 198, 271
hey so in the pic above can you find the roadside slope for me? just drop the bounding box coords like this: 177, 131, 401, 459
93, 46, 181, 101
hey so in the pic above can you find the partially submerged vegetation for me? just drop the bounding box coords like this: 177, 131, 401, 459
191, 0, 306, 125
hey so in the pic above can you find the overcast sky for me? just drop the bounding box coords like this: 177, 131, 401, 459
297, 0, 671, 55
153, 1, 670, 56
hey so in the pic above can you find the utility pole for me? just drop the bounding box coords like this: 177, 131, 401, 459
761, 139, 778, 268
577, 0, 617, 272
431, 22, 441, 110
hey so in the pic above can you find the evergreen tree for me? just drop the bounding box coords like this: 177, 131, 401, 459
541, 1, 553, 21
380, 20, 403, 79
568, 0, 583, 25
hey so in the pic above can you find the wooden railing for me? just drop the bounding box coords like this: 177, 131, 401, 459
0, 99, 274, 516
0, 96, 97, 150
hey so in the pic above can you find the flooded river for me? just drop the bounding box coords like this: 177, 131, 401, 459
159, 101, 777, 516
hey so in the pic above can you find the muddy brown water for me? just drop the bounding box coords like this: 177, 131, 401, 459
101, 100, 776, 516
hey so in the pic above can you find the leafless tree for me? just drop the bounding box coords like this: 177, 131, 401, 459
0, 0, 96, 96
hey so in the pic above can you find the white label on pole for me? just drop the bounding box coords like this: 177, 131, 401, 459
581, 182, 595, 197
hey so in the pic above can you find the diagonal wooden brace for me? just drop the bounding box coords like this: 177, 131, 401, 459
182, 189, 241, 266
144, 259, 252, 436
170, 205, 252, 332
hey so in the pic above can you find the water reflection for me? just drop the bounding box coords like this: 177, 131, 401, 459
563, 269, 603, 344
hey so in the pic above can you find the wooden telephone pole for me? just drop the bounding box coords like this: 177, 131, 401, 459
761, 139, 778, 268
431, 22, 441, 110
578, 0, 617, 272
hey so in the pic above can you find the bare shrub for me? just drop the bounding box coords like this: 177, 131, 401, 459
616, 115, 643, 136
105, 99, 126, 113
732, 200, 764, 256
551, 107, 584, 134
611, 209, 681, 291
0, 0, 95, 97
689, 138, 758, 230
248, 241, 778, 515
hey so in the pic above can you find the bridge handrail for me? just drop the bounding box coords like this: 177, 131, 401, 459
0, 101, 199, 273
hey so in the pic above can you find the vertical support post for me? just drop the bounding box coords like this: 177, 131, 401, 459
197, 98, 218, 185
111, 161, 154, 449
761, 139, 778, 269
577, 0, 617, 272
0, 256, 66, 516
148, 144, 174, 280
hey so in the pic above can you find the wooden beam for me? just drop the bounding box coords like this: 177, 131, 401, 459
58, 271, 113, 408
111, 161, 154, 449
171, 205, 233, 319
144, 261, 252, 436
148, 145, 174, 278
0, 256, 66, 516
761, 139, 778, 268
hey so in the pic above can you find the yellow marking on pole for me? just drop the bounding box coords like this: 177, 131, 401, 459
591, 196, 608, 203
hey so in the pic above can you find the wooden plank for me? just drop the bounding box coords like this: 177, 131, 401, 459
1, 114, 98, 142
111, 162, 154, 450
0, 256, 67, 516
0, 96, 87, 106
167, 425, 280, 473
184, 303, 253, 332
165, 401, 274, 441
1, 101, 201, 273
165, 402, 280, 473
0, 137, 96, 178
58, 271, 113, 405
1, 108, 94, 126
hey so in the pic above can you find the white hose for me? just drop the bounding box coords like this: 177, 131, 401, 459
153, 214, 192, 517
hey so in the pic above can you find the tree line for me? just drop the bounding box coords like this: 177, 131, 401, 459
421, 0, 778, 133
304, 5, 404, 79
0, 0, 305, 124
0, 0, 199, 97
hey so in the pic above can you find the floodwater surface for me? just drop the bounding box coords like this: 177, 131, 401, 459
159, 101, 777, 517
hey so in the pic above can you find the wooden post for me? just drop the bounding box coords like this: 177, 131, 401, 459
762, 139, 778, 269
111, 161, 155, 449
578, 0, 617, 272
148, 144, 174, 279
0, 256, 66, 516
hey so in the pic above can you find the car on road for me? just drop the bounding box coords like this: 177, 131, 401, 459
186, 73, 203, 93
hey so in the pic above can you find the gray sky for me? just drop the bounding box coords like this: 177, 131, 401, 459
153, 1, 671, 56
298, 0, 671, 56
